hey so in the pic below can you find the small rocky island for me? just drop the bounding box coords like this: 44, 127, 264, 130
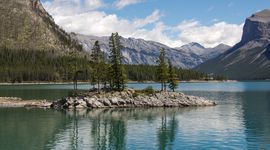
0, 88, 216, 109
51, 88, 216, 109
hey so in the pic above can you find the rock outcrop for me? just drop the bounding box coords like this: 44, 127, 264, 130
0, 97, 51, 108
241, 9, 270, 43
0, 0, 81, 52
196, 9, 270, 80
178, 42, 231, 61
51, 89, 216, 109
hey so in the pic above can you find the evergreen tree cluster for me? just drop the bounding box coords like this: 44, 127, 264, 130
157, 48, 169, 91
0, 48, 90, 83
90, 41, 108, 92
108, 33, 127, 91
168, 61, 178, 92
156, 48, 179, 91
89, 33, 127, 91
0, 32, 225, 88
124, 65, 209, 82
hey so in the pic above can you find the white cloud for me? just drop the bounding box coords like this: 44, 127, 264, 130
133, 10, 161, 27
175, 20, 244, 47
113, 0, 143, 9
43, 0, 104, 16
42, 0, 244, 48
85, 0, 104, 9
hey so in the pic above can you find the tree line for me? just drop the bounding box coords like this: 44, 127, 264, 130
0, 32, 225, 91
89, 33, 225, 92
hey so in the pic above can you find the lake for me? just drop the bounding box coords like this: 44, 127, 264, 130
0, 82, 270, 149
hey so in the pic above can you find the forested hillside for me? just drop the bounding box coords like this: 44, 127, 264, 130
0, 48, 220, 83
0, 48, 89, 82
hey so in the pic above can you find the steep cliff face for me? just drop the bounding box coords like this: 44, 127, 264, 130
241, 9, 270, 43
0, 0, 81, 52
196, 10, 270, 80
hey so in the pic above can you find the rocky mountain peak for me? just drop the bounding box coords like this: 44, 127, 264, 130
196, 9, 270, 79
213, 43, 231, 49
241, 9, 270, 43
182, 42, 205, 49
249, 9, 270, 23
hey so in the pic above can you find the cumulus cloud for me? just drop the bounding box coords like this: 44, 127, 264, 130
42, 0, 243, 48
175, 20, 244, 47
85, 0, 104, 9
43, 0, 104, 16
113, 0, 144, 9
133, 10, 161, 27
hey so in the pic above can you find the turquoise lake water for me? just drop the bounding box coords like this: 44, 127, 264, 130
0, 82, 270, 149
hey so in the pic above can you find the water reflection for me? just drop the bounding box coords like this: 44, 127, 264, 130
47, 106, 245, 149
157, 113, 178, 150
45, 108, 187, 150
0, 108, 70, 150
1, 91, 270, 149
90, 110, 127, 150
240, 92, 270, 149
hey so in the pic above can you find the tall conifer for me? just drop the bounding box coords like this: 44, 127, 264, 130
157, 48, 168, 91
168, 60, 179, 92
109, 33, 127, 91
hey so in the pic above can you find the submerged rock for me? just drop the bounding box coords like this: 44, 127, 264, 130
51, 89, 216, 109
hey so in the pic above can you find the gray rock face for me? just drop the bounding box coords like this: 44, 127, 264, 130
51, 89, 216, 109
196, 9, 270, 79
72, 34, 230, 69
177, 42, 231, 61
241, 9, 270, 43
0, 0, 81, 52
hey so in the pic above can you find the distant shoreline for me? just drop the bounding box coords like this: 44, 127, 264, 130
0, 80, 269, 85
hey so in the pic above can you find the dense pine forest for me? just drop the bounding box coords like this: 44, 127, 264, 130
125, 65, 224, 82
0, 48, 90, 82
0, 47, 224, 83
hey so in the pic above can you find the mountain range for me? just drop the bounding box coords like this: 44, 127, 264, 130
0, 0, 231, 69
73, 34, 230, 68
1, 0, 270, 80
196, 9, 270, 79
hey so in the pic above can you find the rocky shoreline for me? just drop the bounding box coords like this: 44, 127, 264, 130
0, 89, 216, 109
0, 97, 51, 108
51, 89, 216, 109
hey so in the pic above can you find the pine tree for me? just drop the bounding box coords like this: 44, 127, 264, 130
168, 60, 179, 92
100, 51, 110, 88
90, 41, 104, 92
109, 33, 127, 91
157, 48, 168, 91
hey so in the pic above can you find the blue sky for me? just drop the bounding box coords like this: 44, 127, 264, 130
41, 0, 270, 47
103, 0, 269, 25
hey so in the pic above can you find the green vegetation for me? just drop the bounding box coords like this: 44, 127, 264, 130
0, 47, 221, 84
0, 31, 225, 86
168, 61, 179, 92
157, 48, 169, 91
133, 86, 155, 97
0, 48, 89, 82
90, 41, 107, 92
108, 33, 127, 91
124, 64, 210, 81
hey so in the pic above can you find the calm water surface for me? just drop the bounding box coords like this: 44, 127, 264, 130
0, 82, 270, 149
